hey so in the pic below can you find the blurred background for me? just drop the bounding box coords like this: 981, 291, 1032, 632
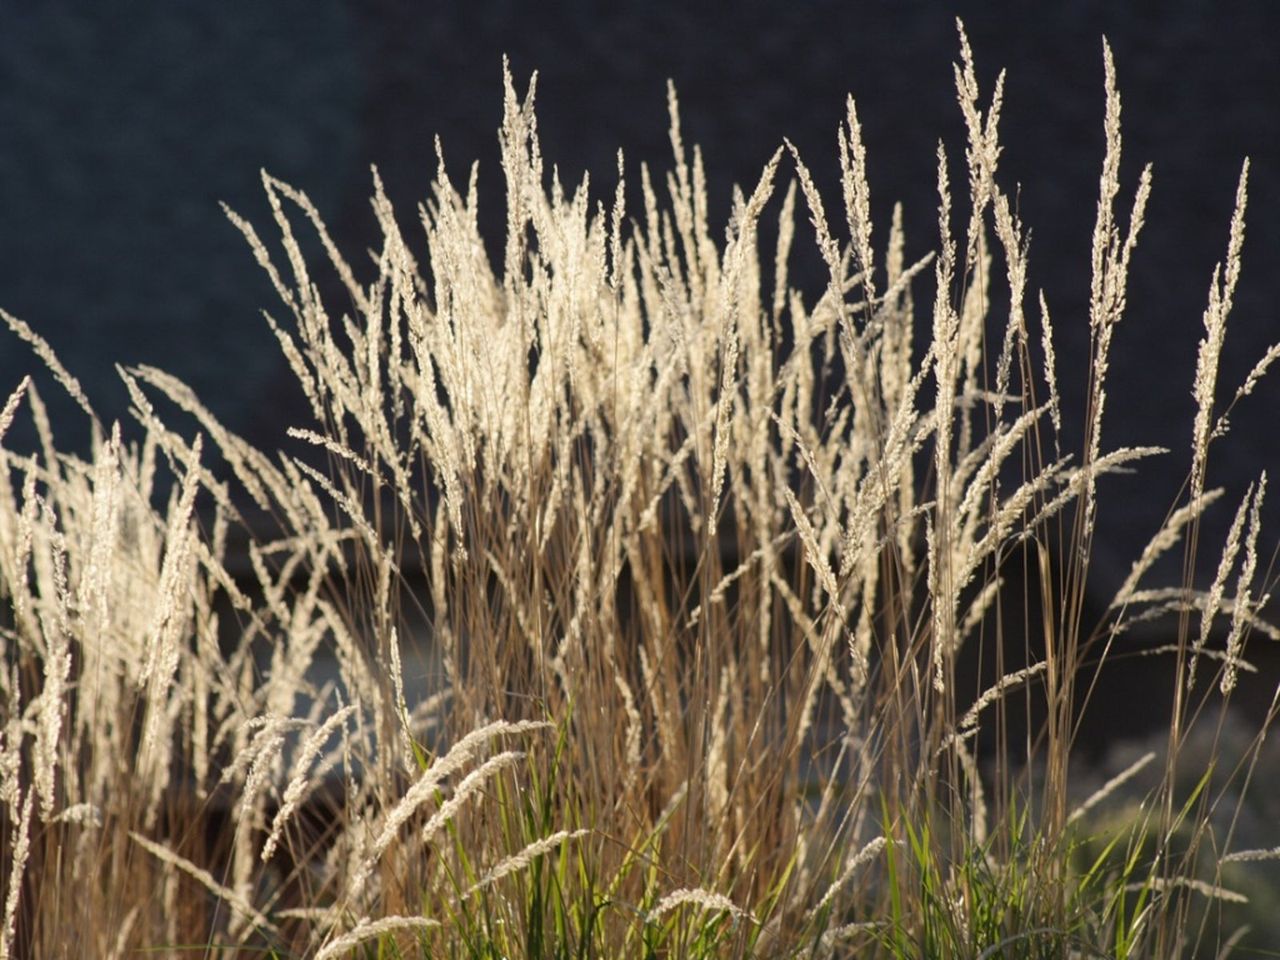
1, 1, 1277, 700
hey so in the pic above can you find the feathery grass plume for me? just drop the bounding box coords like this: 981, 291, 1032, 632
123, 363, 278, 513
0, 310, 99, 426
1111, 488, 1226, 611
417, 750, 526, 847
315, 915, 440, 960
1082, 40, 1152, 531
105, 907, 140, 960
1222, 846, 1280, 864
954, 662, 1049, 736
1227, 341, 1280, 414
928, 138, 960, 694
78, 423, 125, 702
1221, 473, 1266, 694
1190, 482, 1254, 691
783, 485, 839, 603
1020, 445, 1165, 537
262, 172, 371, 319
0, 459, 35, 635
219, 202, 301, 327
48, 803, 102, 827
0, 378, 28, 446
810, 836, 890, 918
646, 888, 755, 925
0, 792, 32, 960
784, 140, 841, 293
954, 19, 1005, 265
1067, 751, 1157, 826
704, 667, 732, 831
386, 625, 417, 772
1133, 643, 1258, 673
709, 147, 781, 525
1036, 292, 1063, 451
289, 457, 380, 547
1191, 160, 1249, 507
286, 426, 371, 473
236, 717, 308, 821
217, 716, 279, 785
954, 404, 1050, 531
685, 533, 792, 628
1127, 876, 1248, 905
128, 832, 279, 937
350, 722, 547, 898
838, 94, 877, 309
136, 442, 204, 804
464, 829, 590, 898
953, 737, 989, 844
990, 193, 1029, 426
33, 503, 71, 819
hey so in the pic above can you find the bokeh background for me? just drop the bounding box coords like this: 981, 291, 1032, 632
2, 1, 1277, 682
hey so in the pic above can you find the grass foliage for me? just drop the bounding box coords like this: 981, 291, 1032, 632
2, 23, 1279, 959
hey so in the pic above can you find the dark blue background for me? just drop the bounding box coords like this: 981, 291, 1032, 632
2, 1, 1277, 615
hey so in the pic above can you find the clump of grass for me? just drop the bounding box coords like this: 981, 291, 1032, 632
2, 20, 1278, 959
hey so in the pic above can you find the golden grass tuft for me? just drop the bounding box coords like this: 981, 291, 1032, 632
1, 21, 1278, 959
